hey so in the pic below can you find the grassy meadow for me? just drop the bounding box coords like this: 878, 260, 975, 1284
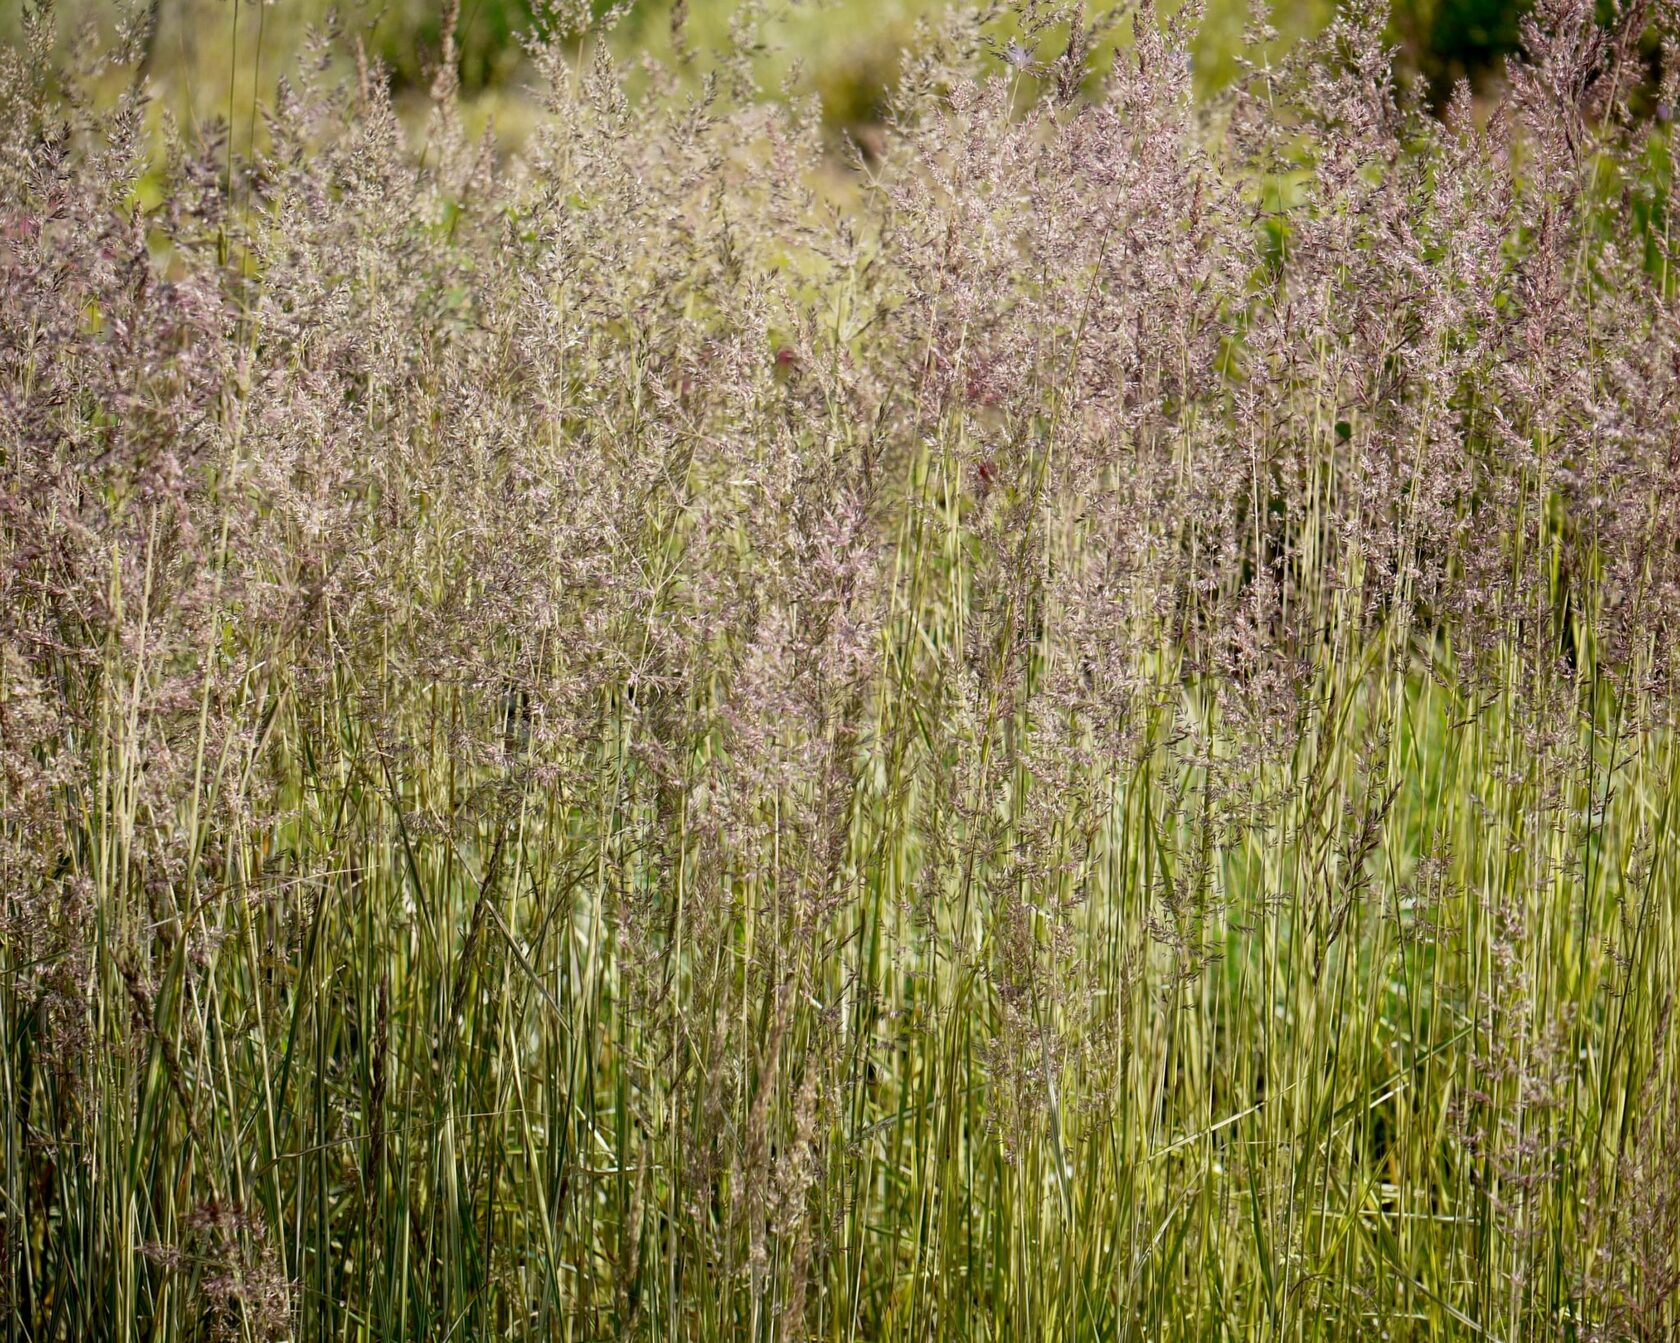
1, 0, 1339, 150
3, 0, 1680, 1339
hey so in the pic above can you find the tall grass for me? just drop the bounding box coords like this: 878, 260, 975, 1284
3, 1, 1680, 1339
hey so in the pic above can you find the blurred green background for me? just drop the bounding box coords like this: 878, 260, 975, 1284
5, 0, 1547, 140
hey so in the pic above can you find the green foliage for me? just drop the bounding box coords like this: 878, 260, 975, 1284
371, 0, 538, 92
1392, 0, 1530, 93
3, 3, 1680, 1341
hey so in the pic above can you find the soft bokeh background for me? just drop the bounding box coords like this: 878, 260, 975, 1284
8, 0, 1541, 145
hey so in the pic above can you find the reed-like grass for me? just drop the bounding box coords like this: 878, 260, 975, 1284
3, 2, 1679, 1339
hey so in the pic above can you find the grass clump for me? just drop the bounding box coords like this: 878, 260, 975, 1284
3, 1, 1680, 1339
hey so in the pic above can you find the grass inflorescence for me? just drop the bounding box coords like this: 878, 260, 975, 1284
3, 1, 1680, 1339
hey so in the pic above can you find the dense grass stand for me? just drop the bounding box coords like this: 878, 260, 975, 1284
2, 1, 1679, 1338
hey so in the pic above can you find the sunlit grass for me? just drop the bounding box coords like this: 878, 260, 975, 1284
3, 2, 1678, 1340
